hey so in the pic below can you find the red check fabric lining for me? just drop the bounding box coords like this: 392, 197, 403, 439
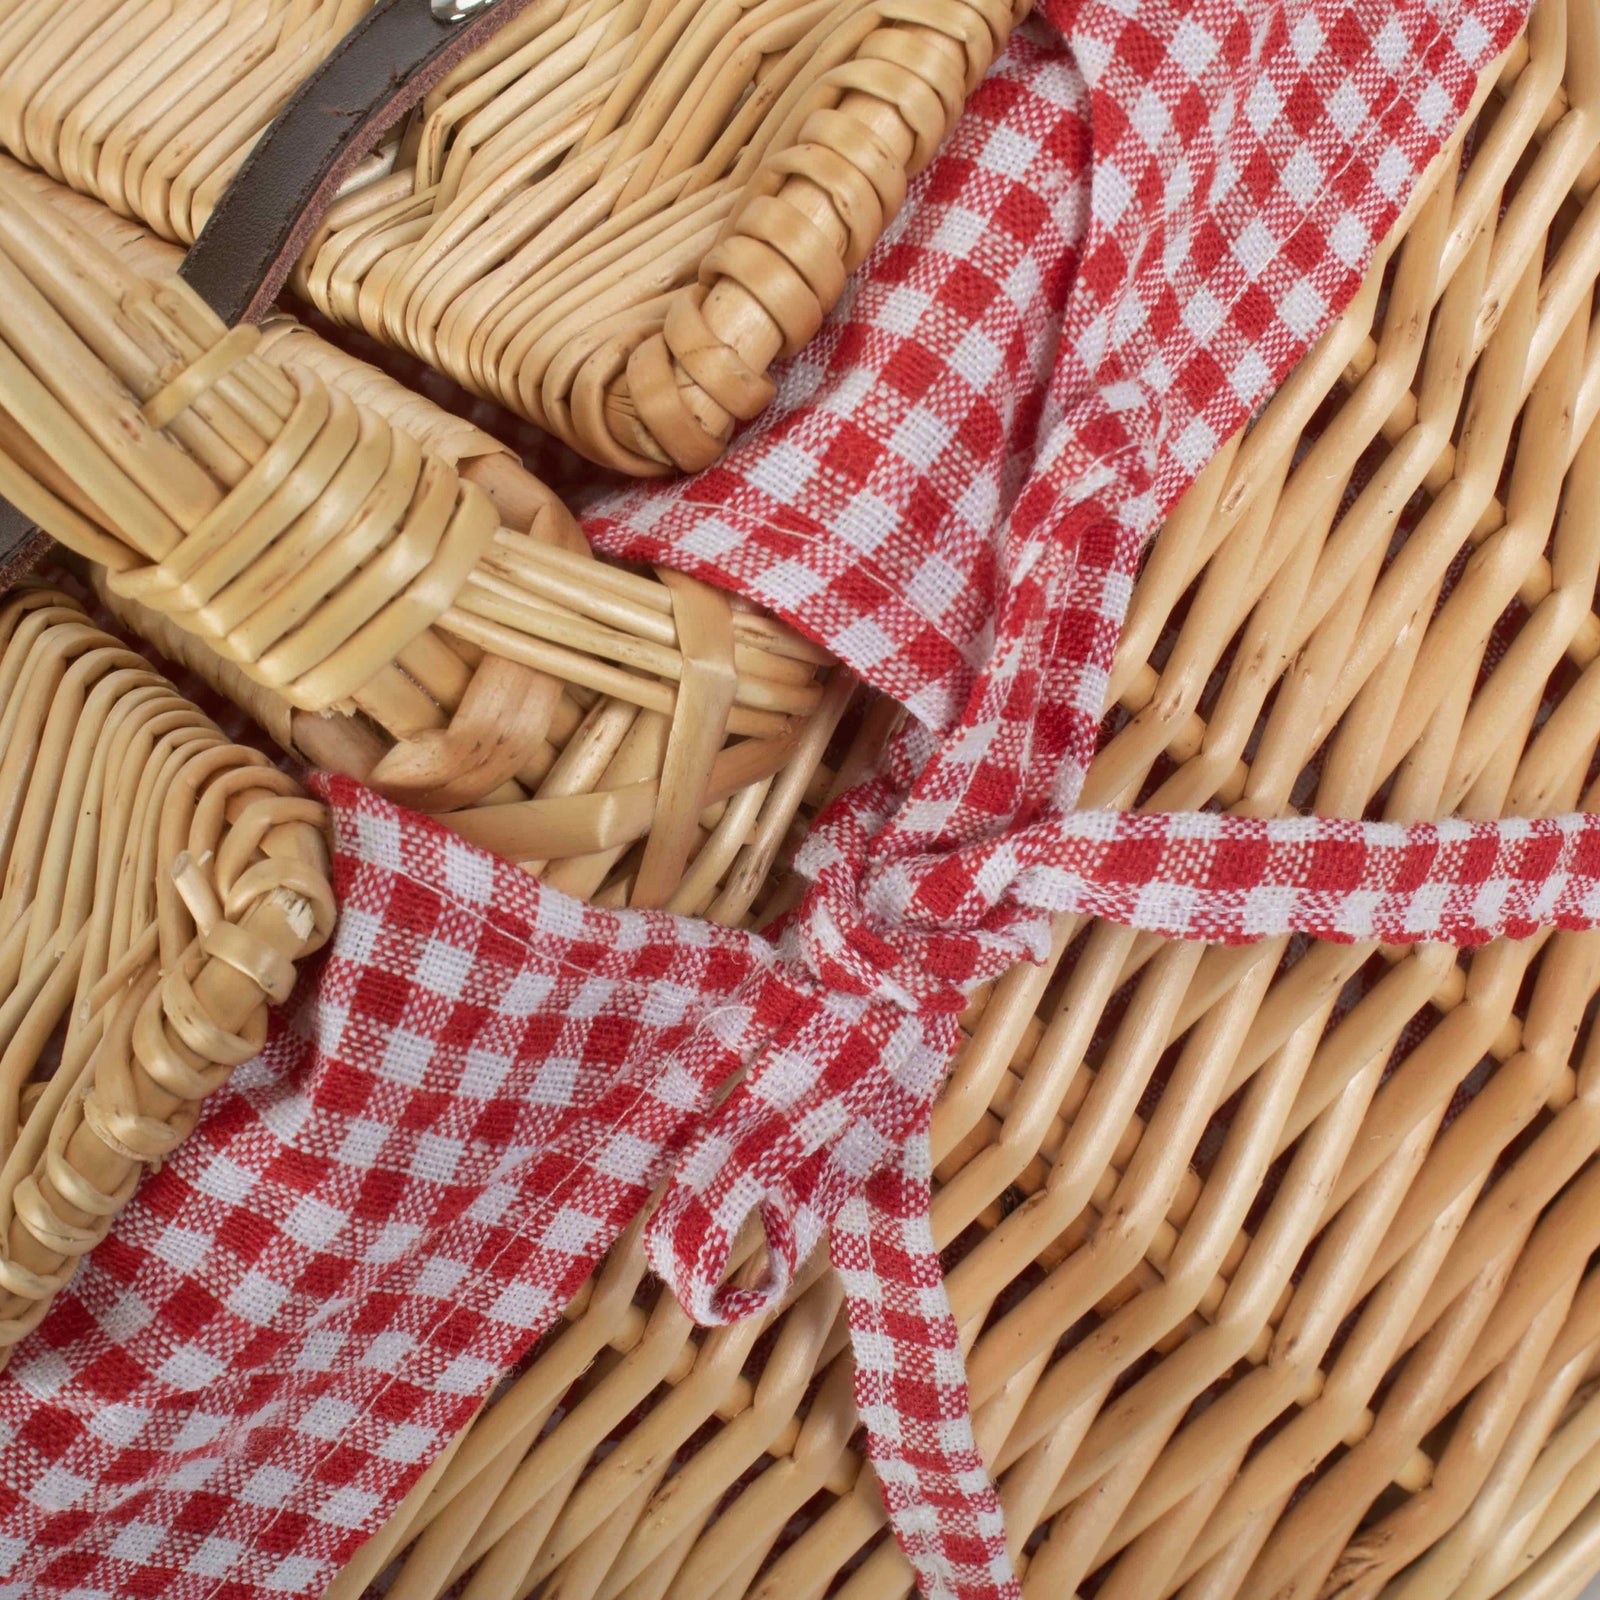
0, 1, 1553, 1596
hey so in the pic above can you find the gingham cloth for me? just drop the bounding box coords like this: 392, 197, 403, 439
0, 1, 1546, 1596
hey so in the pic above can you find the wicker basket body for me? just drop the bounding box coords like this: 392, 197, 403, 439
304, 4, 1600, 1596
0, 1, 1599, 1598
0, 0, 1023, 475
0, 586, 334, 1355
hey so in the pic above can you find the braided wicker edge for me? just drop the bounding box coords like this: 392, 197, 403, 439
0, 587, 335, 1356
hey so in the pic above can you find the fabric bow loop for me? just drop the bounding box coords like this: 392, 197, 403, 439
644, 1113, 812, 1326
643, 1026, 868, 1327
645, 884, 968, 1331
643, 777, 1061, 1330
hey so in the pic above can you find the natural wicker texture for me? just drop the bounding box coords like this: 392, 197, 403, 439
0, 160, 851, 921
0, 0, 370, 237
0, 584, 334, 1357
0, 0, 1023, 475
305, 3, 1600, 1597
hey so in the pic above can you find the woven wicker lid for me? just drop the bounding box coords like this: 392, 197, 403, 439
0, 0, 1026, 474
0, 585, 334, 1355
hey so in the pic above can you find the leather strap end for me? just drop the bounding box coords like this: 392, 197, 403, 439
183, 0, 540, 327
0, 507, 55, 589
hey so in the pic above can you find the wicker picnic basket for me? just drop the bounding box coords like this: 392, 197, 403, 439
319, 3, 1600, 1595
0, 0, 1025, 474
0, 584, 334, 1352
0, 2, 1599, 1600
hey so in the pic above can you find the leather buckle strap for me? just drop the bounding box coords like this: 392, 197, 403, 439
182, 0, 538, 328
0, 0, 534, 577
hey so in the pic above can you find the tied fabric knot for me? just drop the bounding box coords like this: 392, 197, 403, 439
642, 792, 972, 1325
787, 774, 1055, 1015
645, 775, 1056, 1328
792, 884, 966, 1012
640, 781, 1026, 1599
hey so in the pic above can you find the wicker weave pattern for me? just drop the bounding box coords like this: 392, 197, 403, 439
0, 0, 1022, 475
1, 2, 1596, 1595
0, 0, 370, 240
0, 163, 852, 923
0, 586, 334, 1354
311, 7, 1600, 1596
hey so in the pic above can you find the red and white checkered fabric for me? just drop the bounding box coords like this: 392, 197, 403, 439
0, 1, 1542, 1596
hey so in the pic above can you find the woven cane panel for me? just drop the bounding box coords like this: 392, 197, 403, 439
0, 157, 854, 929
320, 7, 1600, 1598
0, 587, 334, 1356
0, 0, 1022, 475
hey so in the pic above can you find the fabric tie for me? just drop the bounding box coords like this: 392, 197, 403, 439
0, 5, 1543, 1597
643, 790, 1019, 1596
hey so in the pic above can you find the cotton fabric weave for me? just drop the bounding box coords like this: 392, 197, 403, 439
0, 1, 1540, 1596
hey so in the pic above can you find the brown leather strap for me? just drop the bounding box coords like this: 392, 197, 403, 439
184, 0, 538, 326
0, 0, 533, 579
0, 517, 52, 586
